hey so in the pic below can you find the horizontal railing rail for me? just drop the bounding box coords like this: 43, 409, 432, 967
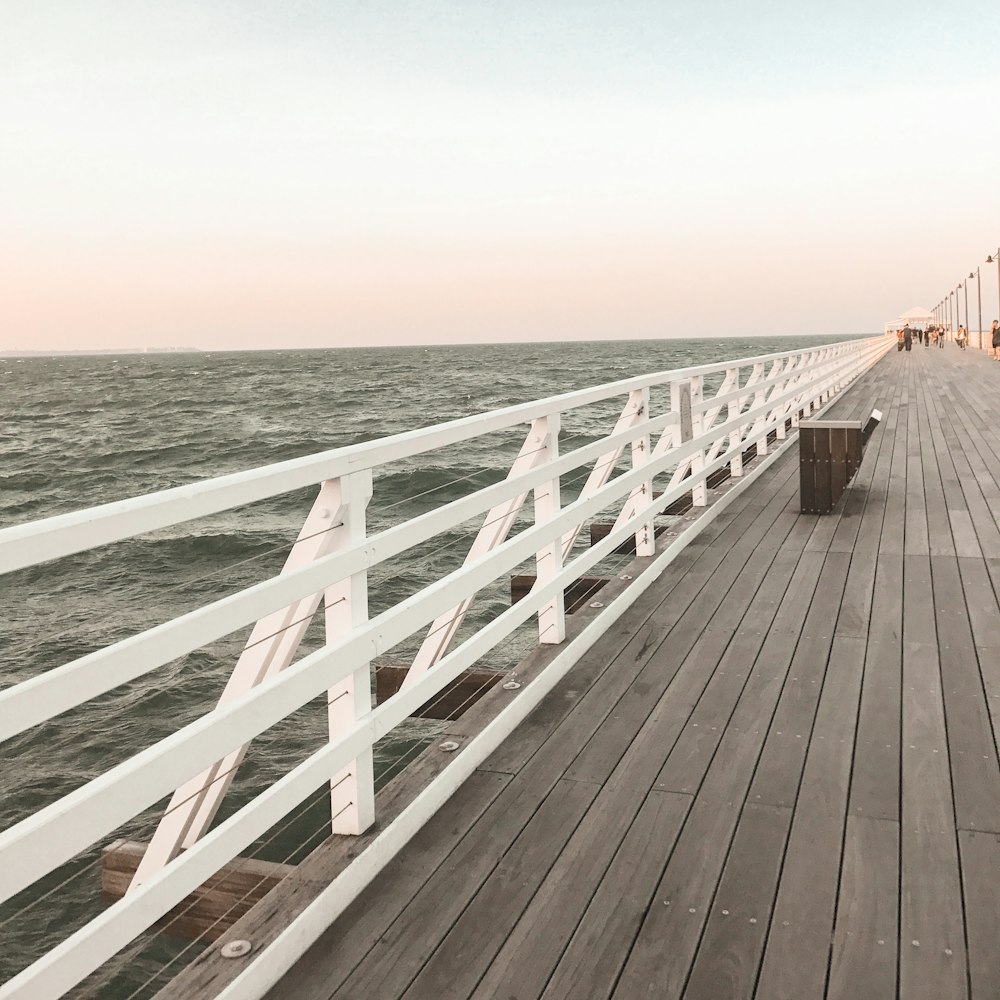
0, 335, 891, 1000
0, 337, 880, 575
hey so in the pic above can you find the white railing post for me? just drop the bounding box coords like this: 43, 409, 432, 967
726, 366, 744, 476
689, 376, 706, 505
630, 387, 655, 555
533, 413, 565, 644
326, 470, 375, 835
672, 378, 705, 506
753, 366, 769, 457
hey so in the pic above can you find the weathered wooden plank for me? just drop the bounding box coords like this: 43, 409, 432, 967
827, 815, 899, 1000
399, 778, 599, 1000
472, 776, 692, 996
931, 554, 1000, 833
102, 841, 294, 943
899, 638, 968, 1000
563, 626, 735, 787
614, 546, 825, 997
330, 772, 587, 997
747, 552, 850, 809
958, 829, 1000, 1000
755, 634, 866, 1000
538, 791, 692, 1000
917, 381, 959, 558
849, 636, 901, 823
564, 474, 807, 789
681, 803, 792, 1000
510, 573, 610, 614
375, 664, 503, 720
263, 770, 512, 1000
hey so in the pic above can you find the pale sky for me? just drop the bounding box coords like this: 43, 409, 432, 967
2, 1, 999, 350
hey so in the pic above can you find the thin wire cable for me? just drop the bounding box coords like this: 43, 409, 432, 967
3, 436, 601, 677
0, 747, 259, 931
2, 519, 346, 669
109, 797, 354, 1000
72, 780, 342, 1000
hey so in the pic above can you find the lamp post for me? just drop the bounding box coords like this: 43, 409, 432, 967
963, 277, 971, 348
970, 269, 982, 350
949, 290, 955, 337
987, 249, 1000, 326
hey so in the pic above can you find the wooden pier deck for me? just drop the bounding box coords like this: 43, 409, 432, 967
268, 343, 1000, 1000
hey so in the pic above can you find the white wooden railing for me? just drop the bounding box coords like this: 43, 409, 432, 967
0, 335, 891, 999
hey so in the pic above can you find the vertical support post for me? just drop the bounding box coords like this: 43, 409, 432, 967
326, 470, 375, 836
630, 388, 654, 555
727, 365, 744, 476
673, 379, 705, 505
534, 413, 566, 644
689, 376, 706, 506
754, 372, 768, 457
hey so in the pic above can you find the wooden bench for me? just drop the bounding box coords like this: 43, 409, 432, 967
799, 411, 881, 514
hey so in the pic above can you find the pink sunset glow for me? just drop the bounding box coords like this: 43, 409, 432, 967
2, 2, 999, 352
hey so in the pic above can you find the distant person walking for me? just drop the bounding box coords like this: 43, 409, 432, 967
992, 319, 1000, 360
904, 325, 913, 352
917, 328, 924, 344
925, 325, 931, 346
939, 326, 945, 348
897, 329, 905, 352
957, 325, 968, 350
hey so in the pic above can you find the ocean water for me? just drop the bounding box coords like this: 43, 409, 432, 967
0, 334, 863, 996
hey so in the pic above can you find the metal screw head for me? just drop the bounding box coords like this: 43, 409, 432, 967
589, 601, 604, 609
221, 940, 253, 959
439, 740, 460, 752
502, 680, 521, 691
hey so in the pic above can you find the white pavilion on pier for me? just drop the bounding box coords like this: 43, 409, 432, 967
884, 306, 935, 334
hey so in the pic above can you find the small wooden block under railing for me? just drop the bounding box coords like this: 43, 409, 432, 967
102, 840, 295, 942
588, 522, 670, 554
375, 665, 503, 720
511, 574, 609, 614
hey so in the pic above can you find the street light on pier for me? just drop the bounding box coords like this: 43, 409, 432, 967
970, 269, 982, 350
962, 277, 970, 348
949, 289, 955, 337
987, 249, 1000, 326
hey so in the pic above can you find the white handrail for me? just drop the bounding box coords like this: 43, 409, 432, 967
0, 338, 879, 574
